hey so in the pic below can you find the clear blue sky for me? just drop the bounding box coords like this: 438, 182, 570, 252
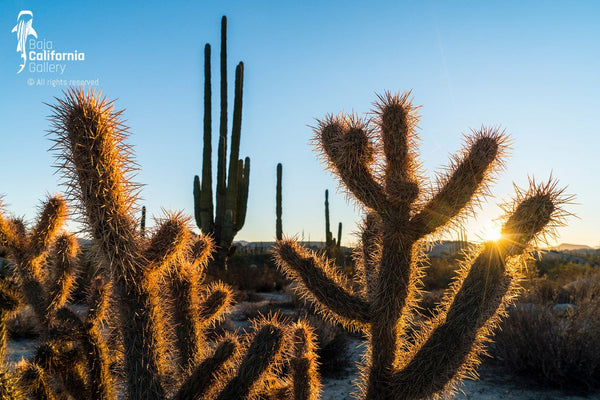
1, 1, 598, 247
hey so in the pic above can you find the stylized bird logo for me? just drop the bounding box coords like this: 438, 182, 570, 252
12, 10, 38, 74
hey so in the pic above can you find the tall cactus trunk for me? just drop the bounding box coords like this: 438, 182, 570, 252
324, 190, 332, 248
140, 205, 146, 238
276, 163, 283, 241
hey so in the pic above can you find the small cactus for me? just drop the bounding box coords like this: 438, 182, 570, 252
274, 91, 570, 399
276, 163, 283, 241
324, 190, 342, 260
141, 205, 147, 238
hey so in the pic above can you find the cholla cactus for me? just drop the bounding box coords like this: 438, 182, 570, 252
0, 197, 118, 399
50, 88, 289, 400
274, 92, 569, 399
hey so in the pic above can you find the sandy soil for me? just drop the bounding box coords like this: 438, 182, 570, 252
319, 338, 600, 400
5, 293, 599, 399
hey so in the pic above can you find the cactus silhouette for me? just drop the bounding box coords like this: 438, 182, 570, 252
274, 91, 569, 399
194, 15, 250, 269
50, 88, 293, 400
276, 163, 283, 241
141, 205, 147, 238
324, 190, 342, 259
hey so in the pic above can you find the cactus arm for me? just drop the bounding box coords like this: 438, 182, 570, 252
140, 205, 146, 237
0, 278, 20, 362
197, 282, 233, 323
353, 213, 381, 300
276, 163, 283, 241
144, 214, 192, 272
275, 241, 371, 325
193, 175, 203, 229
198, 42, 215, 234
32, 342, 88, 400
171, 277, 233, 370
316, 118, 387, 212
234, 157, 250, 232
410, 129, 506, 238
20, 364, 56, 400
28, 196, 67, 261
168, 236, 220, 370
81, 279, 115, 400
225, 62, 244, 225
336, 222, 342, 250
215, 16, 229, 246
290, 321, 321, 400
46, 234, 79, 316
0, 213, 24, 252
325, 190, 332, 247
173, 337, 238, 400
216, 320, 286, 400
377, 93, 420, 208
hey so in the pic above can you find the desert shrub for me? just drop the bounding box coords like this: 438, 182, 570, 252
421, 257, 459, 291
207, 253, 287, 292
305, 314, 351, 379
493, 276, 600, 392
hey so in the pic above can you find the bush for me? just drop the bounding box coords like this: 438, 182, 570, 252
206, 253, 287, 292
493, 275, 600, 393
421, 257, 459, 291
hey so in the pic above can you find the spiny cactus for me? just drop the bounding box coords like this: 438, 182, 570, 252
0, 197, 116, 399
324, 190, 342, 258
288, 320, 321, 400
276, 163, 283, 241
141, 205, 147, 238
50, 88, 295, 400
274, 91, 570, 399
194, 15, 250, 269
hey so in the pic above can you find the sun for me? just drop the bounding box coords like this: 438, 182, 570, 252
482, 223, 503, 242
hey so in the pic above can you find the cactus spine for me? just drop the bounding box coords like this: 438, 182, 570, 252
194, 16, 250, 269
276, 163, 283, 241
274, 91, 569, 399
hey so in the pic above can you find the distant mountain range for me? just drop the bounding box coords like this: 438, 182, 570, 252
550, 243, 595, 251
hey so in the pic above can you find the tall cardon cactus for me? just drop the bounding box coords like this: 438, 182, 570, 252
276, 163, 283, 241
324, 189, 342, 258
194, 15, 250, 269
274, 91, 570, 399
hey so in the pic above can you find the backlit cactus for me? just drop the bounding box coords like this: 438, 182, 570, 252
50, 88, 290, 400
194, 15, 250, 269
274, 91, 569, 399
0, 196, 116, 399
